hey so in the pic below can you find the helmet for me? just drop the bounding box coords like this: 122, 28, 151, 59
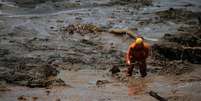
135, 38, 143, 45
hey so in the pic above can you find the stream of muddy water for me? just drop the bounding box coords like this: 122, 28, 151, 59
0, 0, 201, 101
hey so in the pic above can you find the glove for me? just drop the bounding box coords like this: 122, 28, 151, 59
127, 60, 131, 65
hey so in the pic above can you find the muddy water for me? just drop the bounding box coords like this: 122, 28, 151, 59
0, 0, 201, 101
0, 70, 150, 101
2, 72, 200, 101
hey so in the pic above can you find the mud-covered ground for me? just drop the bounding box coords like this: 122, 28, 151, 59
0, 0, 201, 101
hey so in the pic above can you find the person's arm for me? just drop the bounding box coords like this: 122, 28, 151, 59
126, 45, 132, 65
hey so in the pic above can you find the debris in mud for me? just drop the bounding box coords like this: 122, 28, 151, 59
108, 28, 136, 38
63, 23, 103, 35
109, 65, 120, 74
17, 95, 27, 101
46, 90, 51, 96
32, 97, 38, 101
149, 91, 167, 101
112, 72, 128, 82
96, 80, 110, 87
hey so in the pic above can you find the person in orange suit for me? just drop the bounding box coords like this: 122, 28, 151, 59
126, 37, 149, 77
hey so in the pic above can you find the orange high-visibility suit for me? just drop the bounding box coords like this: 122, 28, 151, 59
126, 39, 149, 77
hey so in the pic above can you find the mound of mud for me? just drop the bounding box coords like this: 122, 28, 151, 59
163, 32, 201, 47
152, 30, 201, 64
151, 29, 201, 75
0, 56, 65, 87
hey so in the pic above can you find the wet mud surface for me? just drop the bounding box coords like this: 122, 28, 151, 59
0, 0, 201, 101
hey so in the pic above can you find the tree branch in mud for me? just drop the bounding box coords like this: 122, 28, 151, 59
149, 91, 167, 101
108, 28, 136, 39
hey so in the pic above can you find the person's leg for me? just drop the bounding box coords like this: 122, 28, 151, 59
139, 60, 147, 77
127, 64, 134, 76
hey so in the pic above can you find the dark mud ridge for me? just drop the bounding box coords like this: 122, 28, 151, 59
151, 28, 201, 74
149, 7, 201, 75
152, 30, 201, 64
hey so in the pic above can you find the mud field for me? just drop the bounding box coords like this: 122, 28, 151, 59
0, 0, 201, 101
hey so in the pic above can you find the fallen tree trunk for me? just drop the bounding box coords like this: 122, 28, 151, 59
108, 28, 136, 38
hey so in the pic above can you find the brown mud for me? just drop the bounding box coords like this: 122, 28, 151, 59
0, 0, 201, 101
